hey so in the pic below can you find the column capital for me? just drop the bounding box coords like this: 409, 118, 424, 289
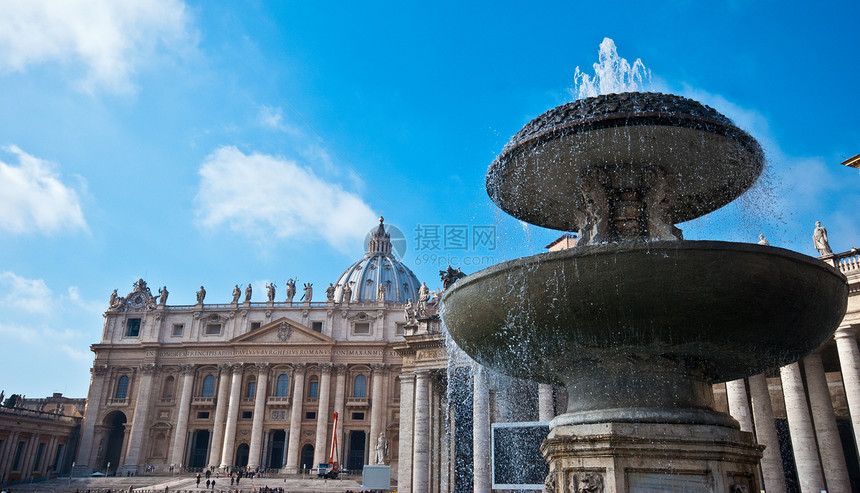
92, 365, 109, 376
255, 362, 271, 374
293, 363, 307, 375
179, 364, 195, 375
333, 363, 348, 373
230, 363, 244, 374
140, 364, 158, 375
398, 373, 416, 383
218, 363, 232, 373
320, 363, 333, 374
371, 363, 387, 372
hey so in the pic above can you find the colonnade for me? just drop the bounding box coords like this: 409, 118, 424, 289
725, 324, 860, 493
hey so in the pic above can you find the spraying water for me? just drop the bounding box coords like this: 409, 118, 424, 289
571, 37, 651, 99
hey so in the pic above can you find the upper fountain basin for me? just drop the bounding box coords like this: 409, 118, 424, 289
441, 241, 848, 384
487, 93, 765, 232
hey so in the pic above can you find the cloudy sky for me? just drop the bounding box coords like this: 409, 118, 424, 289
1, 1, 858, 397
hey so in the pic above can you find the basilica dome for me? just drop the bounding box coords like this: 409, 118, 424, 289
332, 218, 421, 303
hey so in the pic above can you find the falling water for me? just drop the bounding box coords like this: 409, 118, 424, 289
571, 37, 651, 100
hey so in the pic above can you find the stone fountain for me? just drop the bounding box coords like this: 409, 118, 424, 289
441, 92, 849, 492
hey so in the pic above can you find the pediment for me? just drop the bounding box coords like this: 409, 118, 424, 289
232, 317, 334, 344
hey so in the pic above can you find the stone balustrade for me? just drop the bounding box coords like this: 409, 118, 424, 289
832, 248, 860, 276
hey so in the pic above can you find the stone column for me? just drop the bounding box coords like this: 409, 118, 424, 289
835, 325, 860, 463
123, 364, 157, 471
473, 368, 491, 493
0, 430, 20, 482
19, 434, 40, 480
220, 364, 245, 468
313, 363, 333, 467
804, 352, 851, 492
538, 384, 554, 422
412, 372, 430, 493
43, 436, 58, 475
747, 373, 787, 493
780, 362, 826, 493
285, 363, 306, 473
169, 365, 195, 466
725, 378, 754, 432
398, 374, 415, 493
207, 364, 232, 468
248, 363, 269, 469
76, 365, 109, 470
333, 364, 347, 465
369, 363, 386, 465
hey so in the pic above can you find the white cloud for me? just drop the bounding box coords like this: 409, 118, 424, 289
0, 272, 52, 313
195, 146, 378, 253
0, 146, 87, 235
0, 0, 194, 94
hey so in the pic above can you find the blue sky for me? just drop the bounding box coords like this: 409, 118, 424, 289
0, 1, 858, 397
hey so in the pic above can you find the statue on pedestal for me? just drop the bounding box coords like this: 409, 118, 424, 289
376, 432, 389, 464
244, 284, 252, 302
813, 221, 833, 255
232, 285, 241, 303
285, 279, 297, 303
342, 282, 353, 302
266, 282, 276, 302
302, 283, 313, 302
326, 283, 336, 301
196, 286, 206, 304
158, 286, 169, 305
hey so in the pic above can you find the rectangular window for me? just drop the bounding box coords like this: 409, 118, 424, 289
312, 321, 323, 333
246, 381, 256, 398
33, 442, 45, 471
12, 441, 25, 471
395, 323, 405, 336
250, 322, 261, 331
308, 381, 319, 398
196, 411, 210, 419
305, 411, 316, 420
205, 323, 222, 335
171, 324, 184, 337
351, 412, 365, 420
354, 322, 370, 334
126, 318, 141, 337
242, 411, 252, 419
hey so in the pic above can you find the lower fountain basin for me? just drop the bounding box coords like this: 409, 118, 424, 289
441, 241, 848, 386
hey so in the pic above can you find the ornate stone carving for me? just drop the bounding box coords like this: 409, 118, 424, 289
231, 363, 244, 374
571, 472, 604, 493
92, 365, 109, 376
255, 362, 271, 373
141, 364, 158, 375
293, 363, 307, 374
277, 321, 292, 341
218, 363, 232, 372
544, 472, 557, 493
319, 363, 333, 374
179, 364, 195, 375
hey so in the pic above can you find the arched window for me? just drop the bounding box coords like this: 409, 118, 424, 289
353, 374, 366, 398
115, 375, 129, 399
308, 376, 319, 399
276, 374, 290, 397
161, 376, 175, 400
201, 375, 215, 397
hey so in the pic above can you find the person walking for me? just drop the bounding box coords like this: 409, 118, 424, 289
196, 473, 201, 487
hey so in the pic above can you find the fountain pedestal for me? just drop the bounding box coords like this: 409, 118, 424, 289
543, 422, 761, 493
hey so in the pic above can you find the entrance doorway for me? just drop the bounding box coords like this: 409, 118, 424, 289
101, 411, 126, 474
268, 430, 286, 469
189, 430, 210, 468
234, 443, 249, 468
300, 444, 314, 471
347, 430, 365, 471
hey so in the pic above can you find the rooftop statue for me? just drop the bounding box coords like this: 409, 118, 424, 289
158, 286, 168, 305
232, 284, 241, 303
285, 279, 297, 303
196, 286, 206, 304
266, 282, 276, 302
326, 283, 336, 301
813, 221, 833, 256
